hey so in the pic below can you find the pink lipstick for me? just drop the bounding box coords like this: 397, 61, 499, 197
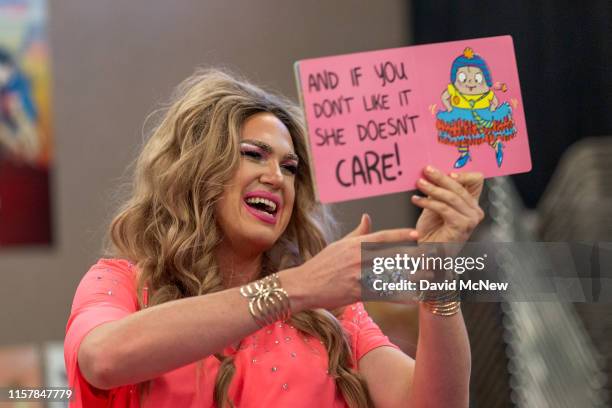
243, 191, 282, 225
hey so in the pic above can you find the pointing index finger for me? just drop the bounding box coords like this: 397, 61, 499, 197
358, 228, 419, 244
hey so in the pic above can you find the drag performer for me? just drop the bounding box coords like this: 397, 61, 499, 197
65, 69, 484, 407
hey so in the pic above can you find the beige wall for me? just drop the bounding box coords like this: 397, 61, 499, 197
0, 1, 413, 345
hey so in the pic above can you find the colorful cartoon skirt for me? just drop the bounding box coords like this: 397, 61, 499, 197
436, 102, 517, 146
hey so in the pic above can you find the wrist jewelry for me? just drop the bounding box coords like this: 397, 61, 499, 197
240, 273, 291, 327
419, 288, 461, 316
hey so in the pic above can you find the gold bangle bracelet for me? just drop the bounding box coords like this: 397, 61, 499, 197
422, 300, 461, 316
419, 287, 461, 316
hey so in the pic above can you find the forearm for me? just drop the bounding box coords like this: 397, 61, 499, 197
441, 90, 452, 111
442, 98, 453, 111
408, 305, 471, 407
79, 267, 309, 389
490, 95, 499, 111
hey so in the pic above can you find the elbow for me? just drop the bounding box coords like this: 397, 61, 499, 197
78, 335, 119, 390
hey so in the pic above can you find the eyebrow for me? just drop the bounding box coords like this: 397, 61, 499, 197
241, 139, 299, 162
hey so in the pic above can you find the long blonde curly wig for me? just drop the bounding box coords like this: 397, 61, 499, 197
107, 68, 373, 407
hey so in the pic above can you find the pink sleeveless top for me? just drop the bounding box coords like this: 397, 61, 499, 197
64, 259, 399, 407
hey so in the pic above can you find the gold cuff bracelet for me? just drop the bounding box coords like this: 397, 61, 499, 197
240, 273, 291, 327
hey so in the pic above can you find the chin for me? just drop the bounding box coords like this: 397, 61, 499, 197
241, 215, 290, 251
245, 234, 279, 253
242, 222, 283, 248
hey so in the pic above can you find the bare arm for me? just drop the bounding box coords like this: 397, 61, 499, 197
359, 307, 470, 408
410, 306, 470, 406
441, 89, 453, 111
78, 268, 310, 390
490, 94, 499, 111
362, 168, 482, 407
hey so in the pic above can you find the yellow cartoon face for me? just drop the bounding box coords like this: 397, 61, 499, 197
454, 66, 489, 95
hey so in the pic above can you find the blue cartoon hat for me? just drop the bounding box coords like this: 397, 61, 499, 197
450, 48, 492, 87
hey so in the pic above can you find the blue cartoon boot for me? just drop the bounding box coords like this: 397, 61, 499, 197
495, 141, 504, 167
453, 146, 472, 168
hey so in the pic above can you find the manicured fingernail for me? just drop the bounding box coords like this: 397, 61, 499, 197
410, 230, 419, 239
426, 165, 435, 174
412, 194, 422, 200
418, 178, 429, 186
450, 172, 459, 179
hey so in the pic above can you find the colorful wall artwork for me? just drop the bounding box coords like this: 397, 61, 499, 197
0, 0, 52, 246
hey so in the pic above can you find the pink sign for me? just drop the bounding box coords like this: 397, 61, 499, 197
295, 35, 532, 203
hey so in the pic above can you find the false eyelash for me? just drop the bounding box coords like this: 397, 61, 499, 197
240, 150, 263, 160
282, 164, 298, 175
241, 149, 298, 175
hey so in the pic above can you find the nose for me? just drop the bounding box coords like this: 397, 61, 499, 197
259, 160, 284, 188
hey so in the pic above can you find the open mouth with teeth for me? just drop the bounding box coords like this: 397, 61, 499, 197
243, 193, 280, 224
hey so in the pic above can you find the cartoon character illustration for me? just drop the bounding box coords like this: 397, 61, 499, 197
436, 47, 516, 168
